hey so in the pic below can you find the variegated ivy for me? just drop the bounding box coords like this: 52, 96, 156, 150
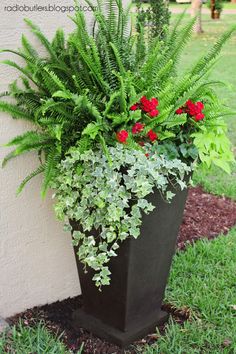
52, 144, 192, 289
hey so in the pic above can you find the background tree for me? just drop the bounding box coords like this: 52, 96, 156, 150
136, 0, 171, 40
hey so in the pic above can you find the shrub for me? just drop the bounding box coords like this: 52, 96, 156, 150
207, 0, 224, 13
136, 0, 171, 39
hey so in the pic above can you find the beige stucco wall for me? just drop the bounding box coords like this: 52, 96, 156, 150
0, 0, 129, 318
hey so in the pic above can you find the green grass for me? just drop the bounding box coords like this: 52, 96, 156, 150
193, 163, 236, 200
138, 227, 236, 354
0, 321, 80, 354
222, 2, 236, 9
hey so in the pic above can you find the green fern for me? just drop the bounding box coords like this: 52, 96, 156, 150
0, 102, 33, 121
24, 19, 58, 60
41, 147, 61, 197
17, 164, 45, 195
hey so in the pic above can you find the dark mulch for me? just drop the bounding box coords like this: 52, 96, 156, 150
177, 186, 236, 250
7, 297, 191, 354
7, 187, 236, 353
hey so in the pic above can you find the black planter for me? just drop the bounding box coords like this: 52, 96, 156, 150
71, 185, 189, 347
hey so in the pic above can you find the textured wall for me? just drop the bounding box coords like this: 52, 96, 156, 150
0, 0, 131, 318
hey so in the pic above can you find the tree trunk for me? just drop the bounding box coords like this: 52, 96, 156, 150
191, 0, 204, 33
210, 0, 216, 19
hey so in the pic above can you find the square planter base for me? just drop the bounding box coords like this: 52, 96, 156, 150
72, 308, 169, 348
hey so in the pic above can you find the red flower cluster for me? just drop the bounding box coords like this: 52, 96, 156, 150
147, 129, 157, 142
116, 130, 129, 143
116, 125, 158, 144
116, 97, 205, 145
176, 100, 205, 122
130, 96, 159, 118
132, 122, 145, 134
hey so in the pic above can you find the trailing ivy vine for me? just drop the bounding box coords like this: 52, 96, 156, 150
52, 144, 191, 288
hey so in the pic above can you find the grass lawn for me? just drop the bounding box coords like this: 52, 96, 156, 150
0, 322, 84, 354
0, 322, 71, 354
138, 227, 236, 353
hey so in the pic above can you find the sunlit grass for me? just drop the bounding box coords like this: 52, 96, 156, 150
138, 227, 236, 353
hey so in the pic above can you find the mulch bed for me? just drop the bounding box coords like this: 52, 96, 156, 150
7, 187, 236, 353
177, 186, 236, 250
7, 297, 191, 354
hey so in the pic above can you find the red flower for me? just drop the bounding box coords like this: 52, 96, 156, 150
196, 101, 204, 111
132, 122, 145, 134
195, 113, 205, 121
145, 153, 149, 158
140, 96, 159, 114
185, 99, 205, 118
140, 96, 151, 113
176, 108, 183, 115
151, 98, 158, 106
147, 129, 157, 142
185, 100, 196, 116
149, 109, 159, 118
130, 104, 138, 111
140, 96, 149, 105
176, 99, 204, 122
186, 100, 195, 109
116, 130, 129, 143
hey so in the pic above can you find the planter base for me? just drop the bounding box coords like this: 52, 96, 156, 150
72, 308, 169, 348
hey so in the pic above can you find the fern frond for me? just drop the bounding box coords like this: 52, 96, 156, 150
2, 131, 54, 167
17, 164, 45, 195
167, 9, 188, 46
43, 67, 67, 92
52, 29, 65, 53
191, 25, 236, 77
73, 94, 103, 123
167, 17, 195, 65
4, 131, 51, 147
109, 42, 125, 75
0, 101, 34, 121
24, 18, 58, 60
21, 34, 39, 58
41, 147, 61, 198
1, 60, 39, 87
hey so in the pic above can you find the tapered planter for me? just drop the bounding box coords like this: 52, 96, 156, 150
71, 184, 189, 347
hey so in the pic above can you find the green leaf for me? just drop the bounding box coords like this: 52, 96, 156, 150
0, 102, 33, 121
212, 159, 231, 174
163, 114, 187, 128
52, 90, 72, 99
16, 164, 45, 195
82, 122, 101, 140
158, 131, 176, 140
